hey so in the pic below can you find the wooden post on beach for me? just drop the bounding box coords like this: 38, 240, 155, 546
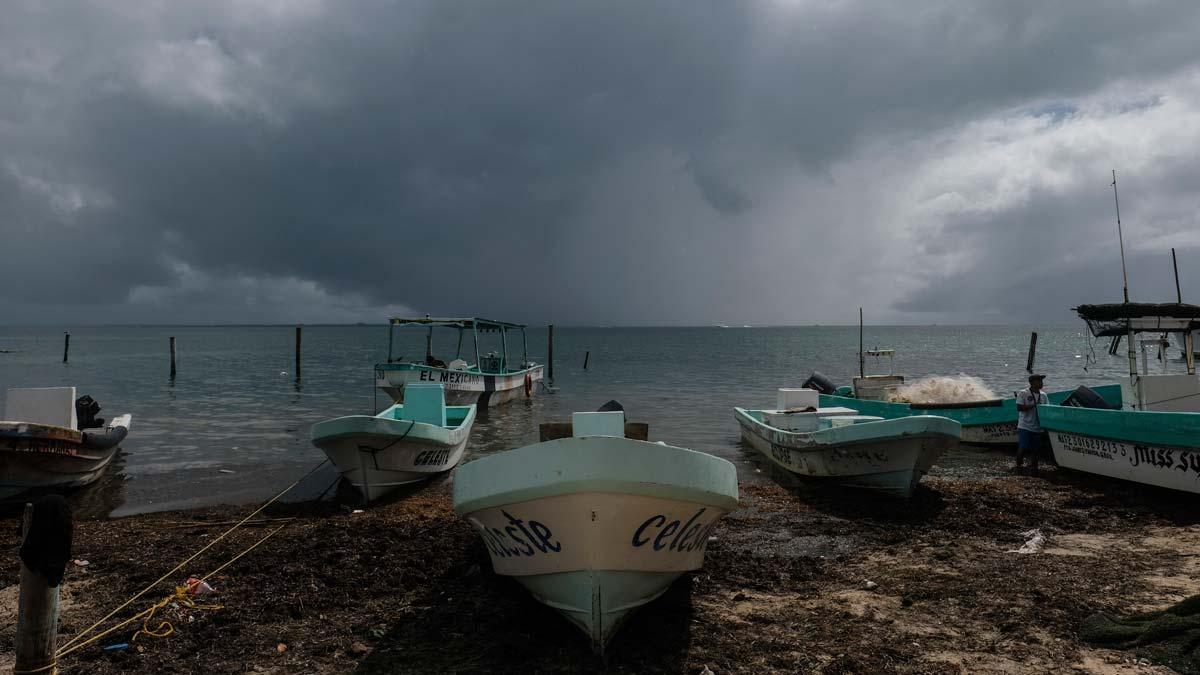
170, 336, 177, 379
295, 326, 302, 379
15, 496, 72, 675
1025, 332, 1038, 374
583, 350, 590, 371
547, 324, 555, 382
62, 332, 70, 364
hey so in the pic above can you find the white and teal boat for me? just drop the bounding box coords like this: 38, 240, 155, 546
815, 384, 1122, 447
311, 383, 476, 501
453, 410, 738, 654
735, 388, 960, 498
374, 317, 544, 408
1041, 302, 1200, 494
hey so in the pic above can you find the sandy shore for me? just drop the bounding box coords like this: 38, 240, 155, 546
1, 454, 1197, 674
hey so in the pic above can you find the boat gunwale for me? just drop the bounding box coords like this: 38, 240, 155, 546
452, 436, 738, 516
733, 407, 961, 449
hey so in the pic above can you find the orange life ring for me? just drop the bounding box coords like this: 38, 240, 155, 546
524, 373, 533, 398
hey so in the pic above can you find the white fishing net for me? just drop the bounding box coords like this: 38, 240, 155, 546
886, 374, 998, 404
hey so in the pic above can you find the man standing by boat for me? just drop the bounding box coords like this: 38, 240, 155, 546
1015, 374, 1049, 475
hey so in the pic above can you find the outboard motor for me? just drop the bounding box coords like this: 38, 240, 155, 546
1060, 385, 1116, 410
801, 371, 839, 396
75, 395, 104, 429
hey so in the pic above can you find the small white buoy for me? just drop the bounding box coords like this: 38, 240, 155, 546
280, 371, 288, 376
1075, 355, 1082, 358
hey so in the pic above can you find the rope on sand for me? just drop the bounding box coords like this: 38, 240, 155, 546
54, 459, 330, 658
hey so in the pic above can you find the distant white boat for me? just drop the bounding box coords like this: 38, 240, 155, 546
0, 387, 131, 498
374, 317, 544, 408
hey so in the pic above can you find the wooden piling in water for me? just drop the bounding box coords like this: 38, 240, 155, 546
295, 326, 302, 379
1025, 332, 1038, 373
62, 332, 69, 364
548, 324, 555, 382
583, 350, 590, 371
15, 496, 72, 675
170, 336, 177, 379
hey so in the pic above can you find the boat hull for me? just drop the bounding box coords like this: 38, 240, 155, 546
1041, 405, 1200, 494
0, 417, 130, 498
820, 384, 1122, 447
374, 363, 544, 408
735, 409, 959, 498
311, 406, 476, 501
453, 435, 738, 654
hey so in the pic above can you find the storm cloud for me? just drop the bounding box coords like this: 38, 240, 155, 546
3, 0, 1200, 325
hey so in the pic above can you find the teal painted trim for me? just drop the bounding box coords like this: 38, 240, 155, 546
453, 436, 739, 515
819, 384, 1121, 428
1039, 405, 1200, 448
734, 408, 960, 446
311, 403, 477, 443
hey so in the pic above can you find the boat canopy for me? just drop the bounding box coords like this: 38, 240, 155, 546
385, 316, 530, 370
1075, 303, 1200, 337
389, 317, 527, 333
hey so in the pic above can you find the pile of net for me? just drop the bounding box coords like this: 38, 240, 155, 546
1080, 595, 1200, 674
885, 375, 998, 405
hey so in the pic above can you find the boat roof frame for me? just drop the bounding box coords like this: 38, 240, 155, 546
1075, 303, 1200, 336
389, 317, 528, 332
385, 317, 530, 371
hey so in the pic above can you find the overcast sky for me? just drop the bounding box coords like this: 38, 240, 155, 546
3, 0, 1200, 326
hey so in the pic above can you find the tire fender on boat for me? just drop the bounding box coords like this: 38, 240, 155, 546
524, 373, 533, 398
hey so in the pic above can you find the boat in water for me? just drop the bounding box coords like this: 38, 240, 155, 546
0, 387, 132, 498
453, 407, 738, 654
374, 317, 544, 408
311, 383, 476, 501
734, 388, 959, 498
1041, 302, 1200, 494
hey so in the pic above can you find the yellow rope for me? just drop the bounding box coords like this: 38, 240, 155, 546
12, 661, 57, 674
55, 460, 326, 656
55, 523, 288, 659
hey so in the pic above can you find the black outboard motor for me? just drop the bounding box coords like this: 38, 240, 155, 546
801, 371, 839, 395
1060, 385, 1116, 410
597, 400, 625, 413
75, 395, 104, 429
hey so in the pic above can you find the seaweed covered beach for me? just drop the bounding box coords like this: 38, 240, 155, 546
2, 454, 1196, 674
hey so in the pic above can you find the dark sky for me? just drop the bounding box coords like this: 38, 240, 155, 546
3, 1, 1200, 325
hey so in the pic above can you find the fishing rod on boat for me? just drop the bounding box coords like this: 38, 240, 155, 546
1112, 170, 1130, 304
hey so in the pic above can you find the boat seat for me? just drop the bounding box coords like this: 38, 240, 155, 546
5, 387, 77, 429
572, 411, 625, 438
399, 384, 447, 427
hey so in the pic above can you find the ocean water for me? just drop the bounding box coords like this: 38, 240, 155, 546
0, 324, 1163, 517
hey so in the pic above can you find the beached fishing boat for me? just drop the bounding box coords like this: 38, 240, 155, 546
735, 388, 959, 497
374, 317, 544, 408
311, 383, 476, 501
453, 408, 738, 654
1041, 302, 1200, 494
0, 387, 132, 498
805, 375, 1122, 447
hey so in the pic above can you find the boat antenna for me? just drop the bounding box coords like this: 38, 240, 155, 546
1172, 247, 1183, 303
858, 307, 865, 379
1112, 169, 1130, 303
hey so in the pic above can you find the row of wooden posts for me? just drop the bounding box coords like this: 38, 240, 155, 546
59, 325, 587, 377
